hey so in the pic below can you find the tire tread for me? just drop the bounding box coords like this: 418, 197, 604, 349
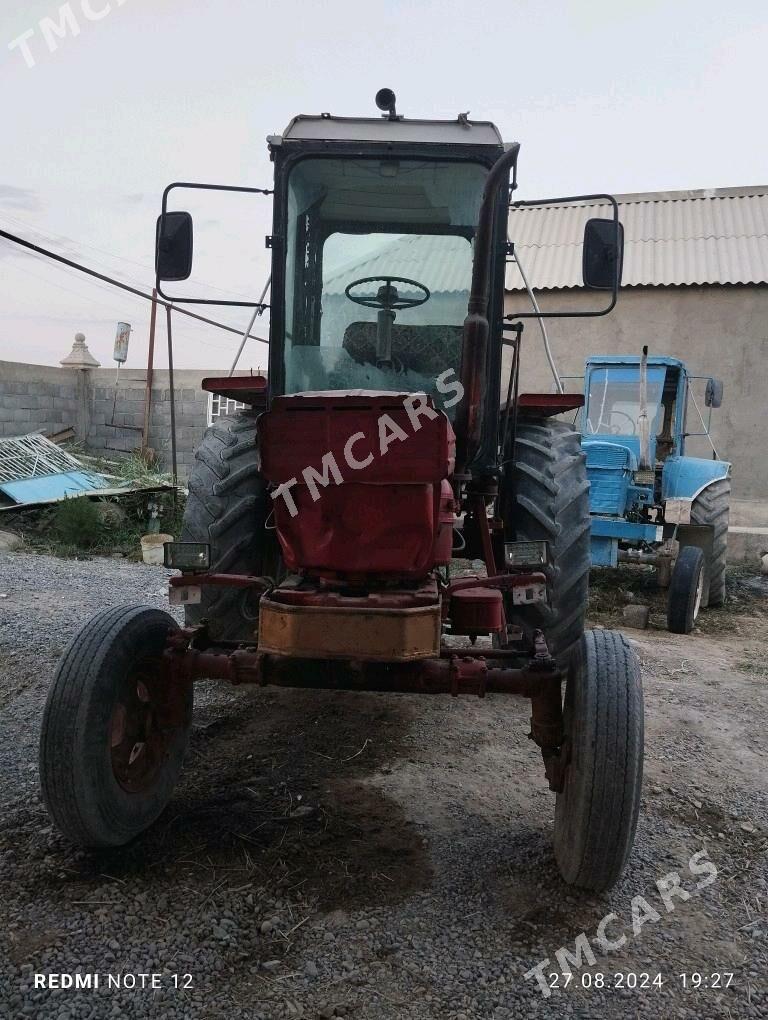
554, 629, 643, 891
501, 418, 591, 659
181, 413, 269, 639
40, 605, 188, 847
689, 478, 730, 607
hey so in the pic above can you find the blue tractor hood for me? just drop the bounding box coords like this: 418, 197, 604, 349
583, 433, 642, 464
581, 437, 638, 516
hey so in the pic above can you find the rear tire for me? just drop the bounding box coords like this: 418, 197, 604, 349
689, 478, 730, 608
500, 418, 591, 661
554, 629, 643, 891
181, 413, 272, 639
667, 545, 705, 634
39, 605, 192, 848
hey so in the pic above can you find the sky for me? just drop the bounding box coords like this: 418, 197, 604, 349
0, 0, 766, 371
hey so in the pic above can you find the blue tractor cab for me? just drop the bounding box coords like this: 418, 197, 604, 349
582, 352, 731, 633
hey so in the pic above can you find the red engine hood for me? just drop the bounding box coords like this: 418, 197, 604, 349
258, 390, 455, 580
259, 390, 455, 484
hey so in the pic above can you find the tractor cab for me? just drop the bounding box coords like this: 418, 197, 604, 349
583, 353, 724, 477
243, 109, 510, 651
583, 355, 688, 471
271, 115, 505, 414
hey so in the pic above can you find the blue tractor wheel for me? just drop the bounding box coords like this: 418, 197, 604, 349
689, 479, 730, 608
667, 546, 705, 634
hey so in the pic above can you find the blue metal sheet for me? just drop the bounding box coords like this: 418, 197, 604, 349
583, 439, 634, 516
627, 484, 654, 507
0, 471, 109, 504
590, 536, 618, 567
590, 516, 663, 542
583, 439, 637, 469
662, 455, 731, 500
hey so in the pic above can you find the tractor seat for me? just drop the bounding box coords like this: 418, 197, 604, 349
342, 322, 462, 377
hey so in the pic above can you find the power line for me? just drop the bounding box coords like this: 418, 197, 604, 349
3, 253, 237, 351
5, 257, 141, 318
0, 210, 261, 303
0, 226, 269, 347
4, 253, 236, 352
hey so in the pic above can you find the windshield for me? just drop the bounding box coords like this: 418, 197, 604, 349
584, 366, 666, 436
283, 157, 487, 410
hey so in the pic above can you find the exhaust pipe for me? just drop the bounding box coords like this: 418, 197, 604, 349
455, 142, 520, 473
637, 344, 651, 472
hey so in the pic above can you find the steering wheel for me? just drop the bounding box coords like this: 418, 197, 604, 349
345, 276, 430, 311
605, 410, 637, 435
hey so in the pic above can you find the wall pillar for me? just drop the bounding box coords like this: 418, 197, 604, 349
60, 332, 100, 444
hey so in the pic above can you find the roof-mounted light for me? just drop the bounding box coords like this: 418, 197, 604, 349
375, 88, 398, 120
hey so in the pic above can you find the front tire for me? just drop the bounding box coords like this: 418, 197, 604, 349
667, 545, 705, 634
553, 629, 644, 891
39, 605, 192, 848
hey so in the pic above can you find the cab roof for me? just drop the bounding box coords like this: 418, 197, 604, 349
586, 355, 686, 370
270, 114, 504, 148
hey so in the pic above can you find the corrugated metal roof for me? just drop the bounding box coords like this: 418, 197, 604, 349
505, 186, 768, 290
324, 234, 472, 295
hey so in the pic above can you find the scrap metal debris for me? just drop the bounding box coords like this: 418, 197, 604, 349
0, 433, 175, 509
0, 434, 108, 505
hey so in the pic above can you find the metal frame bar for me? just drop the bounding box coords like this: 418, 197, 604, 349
141, 289, 158, 451
166, 305, 178, 486
683, 374, 719, 455
590, 516, 662, 542
156, 182, 273, 307
162, 626, 566, 789
505, 193, 621, 319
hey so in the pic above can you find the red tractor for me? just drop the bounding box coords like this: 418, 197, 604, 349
40, 91, 642, 891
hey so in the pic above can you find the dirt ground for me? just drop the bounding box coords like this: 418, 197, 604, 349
0, 554, 766, 1019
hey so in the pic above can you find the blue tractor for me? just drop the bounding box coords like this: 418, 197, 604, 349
582, 350, 730, 633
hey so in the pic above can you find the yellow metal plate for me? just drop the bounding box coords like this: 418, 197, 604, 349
258, 596, 441, 661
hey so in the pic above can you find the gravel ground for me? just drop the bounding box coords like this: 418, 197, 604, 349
0, 551, 766, 1019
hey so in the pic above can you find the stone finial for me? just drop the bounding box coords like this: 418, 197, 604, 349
60, 332, 100, 369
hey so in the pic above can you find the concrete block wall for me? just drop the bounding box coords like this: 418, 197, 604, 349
144, 384, 210, 474
0, 362, 78, 438
0, 361, 236, 480
85, 368, 226, 478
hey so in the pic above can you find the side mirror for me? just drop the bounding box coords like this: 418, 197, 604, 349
582, 218, 624, 290
155, 211, 193, 281
705, 377, 723, 408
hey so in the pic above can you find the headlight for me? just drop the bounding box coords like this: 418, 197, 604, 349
163, 541, 210, 571
504, 540, 549, 569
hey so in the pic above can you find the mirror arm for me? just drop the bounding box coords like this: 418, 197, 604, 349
156, 181, 273, 307
505, 193, 621, 321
